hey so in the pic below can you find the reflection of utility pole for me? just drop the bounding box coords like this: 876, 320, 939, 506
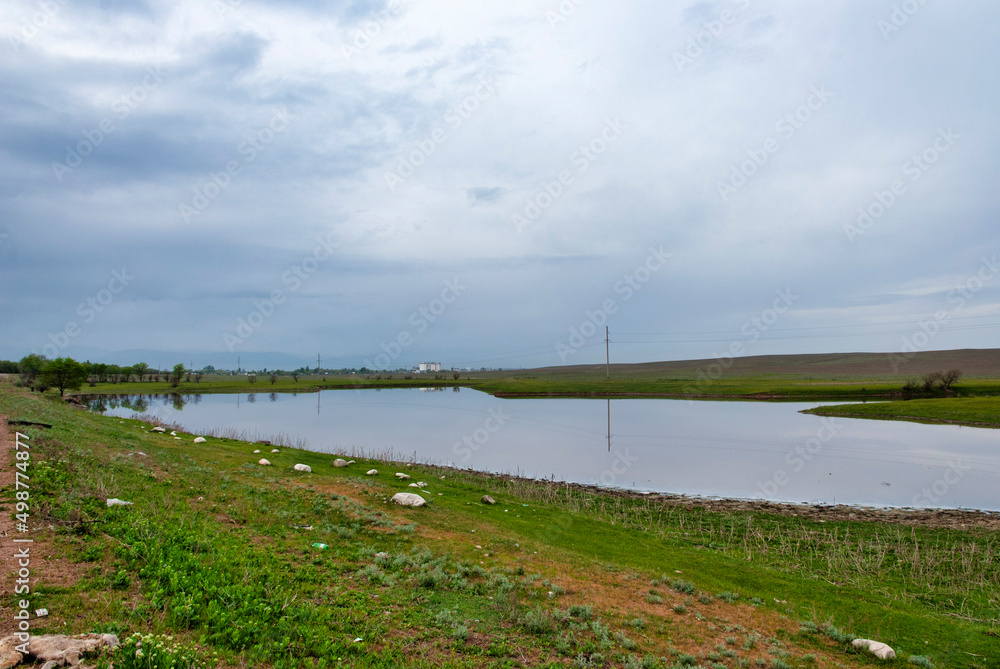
317, 390, 321, 416
605, 326, 610, 380
606, 399, 612, 452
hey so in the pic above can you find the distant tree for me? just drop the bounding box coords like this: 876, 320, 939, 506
941, 369, 963, 390
921, 371, 942, 392
202, 365, 216, 373
248, 373, 257, 385
171, 363, 185, 388
0, 360, 19, 373
18, 354, 47, 385
269, 373, 278, 385
291, 372, 299, 382
107, 364, 125, 384
185, 370, 192, 382
195, 372, 203, 383
453, 372, 460, 380
133, 362, 149, 382
39, 357, 88, 396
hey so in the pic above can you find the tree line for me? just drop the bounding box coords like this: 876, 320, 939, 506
4, 355, 199, 396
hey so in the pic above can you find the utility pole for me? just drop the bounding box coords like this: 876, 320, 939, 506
317, 353, 321, 374
605, 326, 610, 380
237, 355, 241, 374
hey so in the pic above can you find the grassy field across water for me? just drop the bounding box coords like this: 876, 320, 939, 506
1, 380, 998, 668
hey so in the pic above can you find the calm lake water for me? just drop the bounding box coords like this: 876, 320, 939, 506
87, 389, 1000, 511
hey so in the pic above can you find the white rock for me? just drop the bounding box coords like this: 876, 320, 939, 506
271, 448, 279, 453
481, 495, 496, 505
415, 481, 427, 487
391, 492, 426, 507
170, 431, 177, 436
395, 472, 411, 480
151, 427, 166, 433
333, 458, 349, 467
348, 460, 356, 464
409, 483, 420, 488
193, 437, 207, 443
258, 459, 271, 466
173, 437, 181, 440
253, 449, 261, 453
106, 498, 133, 507
293, 463, 312, 473
851, 639, 896, 660
366, 469, 378, 476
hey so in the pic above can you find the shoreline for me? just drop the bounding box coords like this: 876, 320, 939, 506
388, 462, 1000, 530
97, 406, 1000, 527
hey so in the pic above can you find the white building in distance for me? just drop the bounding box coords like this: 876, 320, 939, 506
418, 362, 442, 372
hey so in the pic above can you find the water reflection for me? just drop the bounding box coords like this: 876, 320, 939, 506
83, 389, 1000, 510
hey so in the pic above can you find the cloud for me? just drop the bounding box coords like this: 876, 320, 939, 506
0, 0, 998, 368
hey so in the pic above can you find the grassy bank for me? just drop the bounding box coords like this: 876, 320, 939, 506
803, 397, 1000, 428
2, 381, 998, 668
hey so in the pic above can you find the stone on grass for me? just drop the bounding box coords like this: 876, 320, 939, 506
391, 492, 426, 507
258, 459, 271, 466
170, 431, 177, 436
293, 463, 312, 473
0, 633, 120, 669
366, 469, 378, 476
481, 495, 496, 505
851, 639, 896, 660
271, 448, 279, 453
409, 482, 420, 488
394, 472, 410, 480
106, 498, 133, 507
333, 458, 349, 467
193, 436, 207, 443
151, 426, 165, 433
253, 449, 261, 453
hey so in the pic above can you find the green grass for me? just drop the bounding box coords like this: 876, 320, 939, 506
2, 380, 998, 668
803, 396, 1000, 427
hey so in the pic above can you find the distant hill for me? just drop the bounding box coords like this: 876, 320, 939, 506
524, 349, 1000, 379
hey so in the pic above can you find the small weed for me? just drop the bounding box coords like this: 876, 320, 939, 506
671, 579, 696, 594
520, 606, 555, 634
672, 603, 686, 614
908, 657, 935, 669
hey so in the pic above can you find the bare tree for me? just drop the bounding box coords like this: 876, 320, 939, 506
941, 369, 963, 390
248, 373, 257, 385
269, 373, 278, 385
922, 371, 943, 392
292, 372, 299, 382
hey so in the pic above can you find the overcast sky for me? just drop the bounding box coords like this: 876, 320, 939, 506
1, 0, 998, 371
